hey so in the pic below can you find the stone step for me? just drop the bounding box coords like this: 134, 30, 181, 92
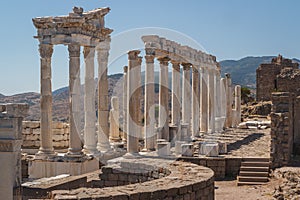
242, 157, 270, 162
240, 166, 269, 172
239, 171, 269, 177
237, 181, 268, 186
241, 162, 270, 167
238, 176, 269, 183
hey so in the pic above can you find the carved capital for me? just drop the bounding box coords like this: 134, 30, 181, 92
137, 56, 143, 65
192, 67, 199, 73
171, 61, 180, 71
182, 62, 192, 71
39, 44, 53, 58
83, 46, 95, 59
145, 55, 155, 63
157, 56, 170, 66
68, 44, 81, 57
123, 66, 128, 73
145, 48, 155, 56
128, 50, 140, 60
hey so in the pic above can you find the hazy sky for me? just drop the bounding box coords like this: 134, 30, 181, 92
1, 0, 299, 95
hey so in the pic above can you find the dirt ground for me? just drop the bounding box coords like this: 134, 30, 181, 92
215, 178, 282, 200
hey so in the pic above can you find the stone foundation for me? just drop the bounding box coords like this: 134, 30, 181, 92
22, 121, 69, 151
50, 158, 215, 200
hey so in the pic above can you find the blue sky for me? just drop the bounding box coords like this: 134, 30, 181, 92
0, 0, 299, 95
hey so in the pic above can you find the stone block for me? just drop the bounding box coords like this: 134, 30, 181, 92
32, 128, 40, 135
157, 142, 170, 156
175, 141, 187, 156
181, 144, 194, 157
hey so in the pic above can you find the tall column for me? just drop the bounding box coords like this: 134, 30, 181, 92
36, 43, 55, 157
225, 73, 233, 128
215, 70, 222, 132
233, 85, 241, 127
67, 44, 83, 156
127, 50, 141, 154
83, 46, 98, 154
200, 67, 208, 133
144, 53, 156, 150
182, 63, 192, 140
171, 61, 181, 140
122, 66, 128, 144
192, 66, 200, 138
220, 78, 227, 128
208, 68, 215, 133
157, 56, 171, 141
96, 39, 111, 152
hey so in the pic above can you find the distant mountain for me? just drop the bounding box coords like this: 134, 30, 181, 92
0, 93, 5, 98
219, 56, 300, 88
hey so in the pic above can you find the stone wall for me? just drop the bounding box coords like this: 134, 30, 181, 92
50, 158, 215, 200
277, 68, 300, 96
22, 121, 69, 149
256, 55, 299, 101
270, 92, 294, 168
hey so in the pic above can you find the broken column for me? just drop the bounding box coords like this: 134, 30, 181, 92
157, 56, 171, 141
232, 85, 241, 127
0, 104, 28, 200
109, 97, 120, 142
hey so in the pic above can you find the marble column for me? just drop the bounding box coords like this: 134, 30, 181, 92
225, 73, 233, 128
144, 53, 156, 150
127, 50, 141, 154
36, 43, 55, 157
200, 67, 208, 133
182, 63, 192, 140
171, 61, 181, 140
157, 56, 171, 141
234, 85, 241, 127
215, 69, 222, 132
122, 66, 128, 144
96, 40, 111, 152
192, 66, 200, 138
220, 78, 227, 129
83, 46, 98, 154
208, 68, 215, 133
67, 44, 83, 156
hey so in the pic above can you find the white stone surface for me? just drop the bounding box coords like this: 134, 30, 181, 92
181, 144, 194, 157
157, 142, 170, 156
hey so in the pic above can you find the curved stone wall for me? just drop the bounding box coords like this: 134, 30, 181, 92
51, 158, 215, 200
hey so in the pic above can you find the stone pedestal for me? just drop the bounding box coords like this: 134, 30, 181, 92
0, 104, 29, 200
169, 125, 178, 146
157, 142, 170, 156
181, 123, 190, 141
175, 141, 187, 156
181, 144, 194, 157
199, 142, 219, 157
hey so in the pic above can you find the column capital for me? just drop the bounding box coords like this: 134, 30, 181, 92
192, 66, 199, 73
157, 56, 170, 65
182, 62, 192, 71
96, 40, 110, 51
39, 43, 53, 58
123, 66, 128, 73
145, 48, 155, 56
145, 55, 155, 63
171, 60, 180, 71
137, 56, 143, 65
128, 50, 140, 60
68, 44, 80, 57
83, 46, 95, 59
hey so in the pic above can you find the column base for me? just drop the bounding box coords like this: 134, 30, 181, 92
123, 152, 141, 159
35, 149, 57, 160
97, 143, 112, 153
65, 148, 84, 158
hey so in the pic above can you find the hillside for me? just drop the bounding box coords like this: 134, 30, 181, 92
219, 56, 300, 88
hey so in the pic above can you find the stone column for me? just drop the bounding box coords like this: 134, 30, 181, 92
208, 68, 215, 133
66, 44, 83, 157
182, 63, 192, 140
157, 56, 171, 141
109, 97, 120, 141
122, 66, 128, 144
220, 78, 227, 128
96, 40, 111, 152
200, 67, 208, 133
192, 66, 200, 138
225, 73, 233, 128
233, 85, 241, 127
215, 70, 222, 132
36, 43, 55, 157
127, 50, 141, 154
144, 53, 156, 150
83, 46, 98, 154
171, 61, 181, 140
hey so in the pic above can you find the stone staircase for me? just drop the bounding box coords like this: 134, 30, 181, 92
237, 158, 270, 186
